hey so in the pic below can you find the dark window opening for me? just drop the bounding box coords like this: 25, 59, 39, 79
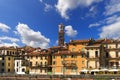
106, 52, 109, 58
87, 51, 89, 58
22, 68, 25, 72
95, 51, 98, 57
8, 69, 10, 72
2, 63, 4, 66
8, 57, 10, 60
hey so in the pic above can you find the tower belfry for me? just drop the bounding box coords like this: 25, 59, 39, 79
58, 23, 64, 46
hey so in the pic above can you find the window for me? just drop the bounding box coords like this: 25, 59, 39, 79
53, 61, 56, 65
71, 55, 77, 58
13, 52, 14, 55
8, 63, 10, 67
45, 62, 47, 66
71, 55, 74, 58
1, 69, 4, 72
40, 69, 42, 73
72, 48, 75, 52
36, 56, 38, 59
30, 62, 32, 66
8, 57, 10, 60
116, 51, 118, 57
64, 55, 68, 58
2, 63, 4, 66
7, 51, 9, 55
17, 62, 19, 67
40, 56, 43, 60
8, 69, 10, 72
40, 62, 42, 66
53, 56, 56, 59
45, 69, 47, 73
95, 51, 98, 57
71, 68, 76, 72
22, 68, 25, 72
106, 52, 109, 58
82, 61, 84, 64
36, 62, 38, 66
2, 57, 4, 60
87, 51, 89, 58
10, 51, 11, 55
45, 56, 47, 59
61, 55, 63, 59
81, 53, 84, 58
16, 68, 18, 72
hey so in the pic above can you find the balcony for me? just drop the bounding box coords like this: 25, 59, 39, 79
30, 64, 48, 68
63, 61, 77, 68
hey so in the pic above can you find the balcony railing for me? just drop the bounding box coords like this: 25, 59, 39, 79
30, 64, 48, 68
63, 62, 77, 68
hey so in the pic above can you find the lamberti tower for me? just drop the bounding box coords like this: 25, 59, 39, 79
58, 23, 64, 46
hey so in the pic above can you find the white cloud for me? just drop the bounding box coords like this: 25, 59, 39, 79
55, 0, 102, 19
89, 23, 100, 28
105, 15, 120, 24
16, 23, 50, 49
0, 23, 11, 32
0, 36, 19, 42
44, 3, 53, 12
86, 6, 98, 18
89, 15, 120, 28
65, 25, 77, 37
0, 42, 19, 47
39, 0, 43, 3
104, 0, 120, 16
99, 20, 120, 39
89, 6, 95, 12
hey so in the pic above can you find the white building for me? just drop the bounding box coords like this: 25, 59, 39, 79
14, 57, 26, 74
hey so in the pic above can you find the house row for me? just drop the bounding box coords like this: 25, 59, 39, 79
0, 38, 120, 75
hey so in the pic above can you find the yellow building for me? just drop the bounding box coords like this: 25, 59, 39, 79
0, 46, 17, 73
50, 39, 93, 75
26, 48, 49, 74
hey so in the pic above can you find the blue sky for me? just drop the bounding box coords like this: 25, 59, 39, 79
0, 0, 120, 48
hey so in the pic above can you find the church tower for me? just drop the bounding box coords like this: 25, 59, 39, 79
58, 23, 64, 46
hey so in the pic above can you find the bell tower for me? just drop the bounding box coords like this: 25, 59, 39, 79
58, 23, 64, 46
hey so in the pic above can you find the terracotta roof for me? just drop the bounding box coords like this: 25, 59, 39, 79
69, 39, 91, 44
53, 50, 81, 55
102, 39, 114, 44
27, 51, 49, 56
50, 46, 61, 49
95, 39, 105, 44
0, 46, 17, 50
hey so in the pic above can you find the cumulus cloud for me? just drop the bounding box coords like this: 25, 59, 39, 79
0, 42, 19, 47
89, 15, 120, 39
99, 21, 120, 39
89, 15, 120, 28
98, 0, 120, 39
44, 3, 53, 12
16, 23, 50, 49
65, 25, 77, 37
104, 0, 120, 16
55, 0, 102, 19
0, 36, 19, 42
105, 15, 120, 24
0, 23, 11, 32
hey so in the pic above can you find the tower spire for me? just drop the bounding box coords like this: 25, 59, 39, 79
58, 23, 64, 46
